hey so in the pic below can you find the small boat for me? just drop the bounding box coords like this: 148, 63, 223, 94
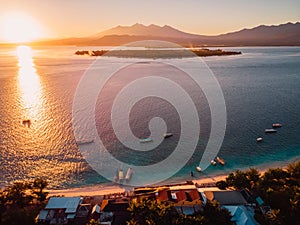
76, 139, 94, 145
210, 160, 217, 166
265, 129, 277, 133
22, 119, 31, 128
119, 169, 124, 180
256, 137, 263, 142
140, 138, 152, 143
125, 168, 133, 181
163, 133, 173, 138
272, 123, 282, 128
196, 166, 202, 172
216, 156, 225, 165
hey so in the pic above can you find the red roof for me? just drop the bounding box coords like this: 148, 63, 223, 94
157, 189, 169, 202
187, 189, 200, 201
175, 190, 187, 202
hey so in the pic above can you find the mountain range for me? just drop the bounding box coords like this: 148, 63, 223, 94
36, 22, 300, 46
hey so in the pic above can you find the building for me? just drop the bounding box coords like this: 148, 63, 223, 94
37, 197, 83, 224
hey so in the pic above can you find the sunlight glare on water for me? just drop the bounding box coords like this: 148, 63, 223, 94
16, 45, 42, 119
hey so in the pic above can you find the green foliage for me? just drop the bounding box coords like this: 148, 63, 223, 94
219, 160, 300, 225
216, 180, 228, 190
226, 170, 251, 190
127, 198, 232, 225
32, 178, 48, 202
127, 198, 175, 225
87, 219, 99, 225
0, 178, 49, 225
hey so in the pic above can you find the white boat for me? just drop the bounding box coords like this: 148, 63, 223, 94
216, 156, 225, 165
140, 138, 152, 143
118, 169, 124, 180
125, 168, 133, 181
272, 123, 282, 128
196, 166, 202, 172
76, 139, 94, 145
210, 160, 217, 166
256, 137, 263, 142
163, 133, 173, 138
265, 129, 277, 133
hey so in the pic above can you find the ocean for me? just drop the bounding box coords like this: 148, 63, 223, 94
0, 46, 299, 188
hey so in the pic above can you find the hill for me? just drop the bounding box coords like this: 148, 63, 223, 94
32, 22, 300, 46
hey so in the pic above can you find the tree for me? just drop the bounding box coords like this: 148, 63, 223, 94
287, 160, 300, 179
201, 201, 232, 225
216, 181, 228, 190
32, 178, 48, 202
5, 182, 32, 207
225, 170, 251, 190
87, 219, 99, 225
245, 168, 260, 188
127, 198, 175, 225
127, 198, 232, 225
0, 179, 49, 225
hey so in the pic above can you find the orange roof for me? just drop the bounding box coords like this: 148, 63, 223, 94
157, 189, 169, 202
187, 189, 200, 201
175, 190, 187, 202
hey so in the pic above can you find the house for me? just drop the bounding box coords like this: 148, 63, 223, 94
37, 197, 83, 224
100, 199, 130, 225
204, 190, 248, 205
223, 205, 259, 225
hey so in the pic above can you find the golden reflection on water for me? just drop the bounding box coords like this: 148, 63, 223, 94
16, 45, 41, 119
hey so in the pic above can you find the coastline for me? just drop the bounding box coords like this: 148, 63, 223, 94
47, 156, 300, 197
47, 175, 228, 197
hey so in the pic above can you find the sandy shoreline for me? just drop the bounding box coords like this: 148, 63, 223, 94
42, 157, 300, 197
47, 175, 228, 197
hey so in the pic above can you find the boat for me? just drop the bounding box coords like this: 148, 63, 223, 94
140, 138, 152, 143
196, 166, 202, 172
118, 169, 124, 180
125, 168, 133, 181
76, 139, 94, 145
272, 123, 282, 128
216, 156, 225, 165
114, 169, 119, 182
256, 137, 263, 142
22, 119, 31, 128
210, 160, 217, 166
163, 133, 173, 138
265, 129, 277, 133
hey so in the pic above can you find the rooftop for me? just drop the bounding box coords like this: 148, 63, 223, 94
45, 197, 83, 213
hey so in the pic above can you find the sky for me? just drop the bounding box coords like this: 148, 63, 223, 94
0, 0, 299, 41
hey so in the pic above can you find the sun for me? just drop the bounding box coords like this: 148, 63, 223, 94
0, 12, 44, 43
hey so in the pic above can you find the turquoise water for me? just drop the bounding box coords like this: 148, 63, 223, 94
0, 46, 299, 188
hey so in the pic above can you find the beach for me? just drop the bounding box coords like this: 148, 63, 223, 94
48, 174, 228, 197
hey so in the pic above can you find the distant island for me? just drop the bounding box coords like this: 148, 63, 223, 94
75, 49, 242, 58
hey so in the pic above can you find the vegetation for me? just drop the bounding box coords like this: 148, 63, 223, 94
0, 178, 48, 225
218, 160, 300, 225
75, 49, 241, 58
126, 198, 232, 225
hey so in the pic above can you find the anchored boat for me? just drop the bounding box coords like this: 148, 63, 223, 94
216, 156, 225, 165
272, 123, 282, 128
265, 129, 277, 133
256, 137, 263, 142
163, 133, 173, 138
140, 138, 153, 143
